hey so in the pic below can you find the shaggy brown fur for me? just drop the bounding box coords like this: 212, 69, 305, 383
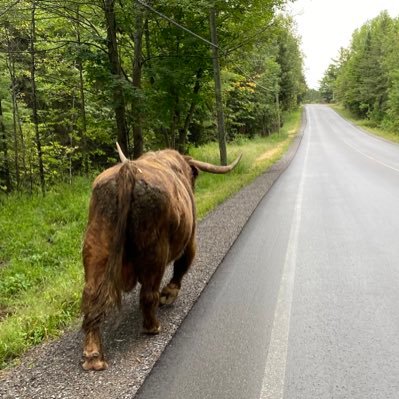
81, 148, 240, 371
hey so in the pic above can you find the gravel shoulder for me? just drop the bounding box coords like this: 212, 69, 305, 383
0, 116, 304, 399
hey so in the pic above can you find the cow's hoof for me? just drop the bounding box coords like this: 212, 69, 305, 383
143, 324, 161, 335
82, 353, 108, 371
160, 286, 179, 306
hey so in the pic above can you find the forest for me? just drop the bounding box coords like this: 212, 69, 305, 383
0, 0, 306, 195
320, 11, 399, 135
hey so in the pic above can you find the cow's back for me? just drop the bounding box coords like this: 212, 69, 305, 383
128, 164, 195, 263
89, 155, 195, 266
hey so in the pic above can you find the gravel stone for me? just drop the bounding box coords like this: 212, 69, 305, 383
0, 122, 304, 399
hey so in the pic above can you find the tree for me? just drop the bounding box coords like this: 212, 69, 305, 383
325, 11, 399, 134
29, 0, 45, 195
0, 97, 11, 192
320, 63, 338, 103
130, 3, 145, 159
224, 16, 305, 138
102, 0, 129, 155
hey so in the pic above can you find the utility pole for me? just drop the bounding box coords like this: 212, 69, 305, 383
209, 7, 227, 166
137, 1, 228, 164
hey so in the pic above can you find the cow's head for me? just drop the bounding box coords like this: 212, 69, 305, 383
116, 143, 242, 188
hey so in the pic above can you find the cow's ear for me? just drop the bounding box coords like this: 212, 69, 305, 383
184, 155, 199, 180
190, 165, 199, 180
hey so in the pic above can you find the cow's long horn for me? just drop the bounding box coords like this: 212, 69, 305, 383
189, 153, 242, 174
116, 142, 129, 163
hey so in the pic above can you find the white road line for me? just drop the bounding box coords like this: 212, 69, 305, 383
333, 107, 399, 147
342, 139, 399, 173
259, 114, 311, 399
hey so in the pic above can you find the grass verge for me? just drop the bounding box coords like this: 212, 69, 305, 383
330, 104, 399, 144
193, 110, 302, 218
0, 108, 302, 369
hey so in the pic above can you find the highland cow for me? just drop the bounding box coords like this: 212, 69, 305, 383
81, 144, 241, 370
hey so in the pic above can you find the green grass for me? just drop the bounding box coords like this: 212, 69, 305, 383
0, 109, 302, 369
0, 179, 89, 368
330, 104, 399, 144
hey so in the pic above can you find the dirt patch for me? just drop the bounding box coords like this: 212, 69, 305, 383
255, 144, 284, 163
256, 129, 298, 163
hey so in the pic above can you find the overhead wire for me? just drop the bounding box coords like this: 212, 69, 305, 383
136, 0, 279, 93
136, 0, 218, 49
0, 0, 22, 18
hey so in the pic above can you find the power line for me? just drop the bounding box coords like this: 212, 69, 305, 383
0, 0, 22, 18
136, 0, 279, 94
136, 0, 218, 49
233, 63, 278, 93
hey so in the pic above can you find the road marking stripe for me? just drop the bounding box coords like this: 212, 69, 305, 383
259, 115, 311, 399
342, 139, 399, 173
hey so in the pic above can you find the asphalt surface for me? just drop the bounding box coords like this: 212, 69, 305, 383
0, 108, 303, 398
135, 105, 399, 399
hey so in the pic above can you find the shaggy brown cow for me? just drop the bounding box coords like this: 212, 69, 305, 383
81, 144, 241, 371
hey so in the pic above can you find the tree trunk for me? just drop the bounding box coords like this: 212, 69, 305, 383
76, 6, 89, 175
132, 6, 144, 159
209, 8, 227, 165
77, 59, 89, 174
144, 18, 155, 86
160, 127, 170, 148
177, 68, 203, 154
30, 0, 45, 195
103, 0, 129, 156
10, 71, 20, 189
170, 94, 180, 149
0, 99, 12, 192
5, 29, 20, 188
15, 100, 28, 187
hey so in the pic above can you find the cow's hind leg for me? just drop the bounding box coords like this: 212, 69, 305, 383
82, 293, 108, 371
82, 327, 106, 371
81, 225, 110, 371
160, 236, 196, 306
140, 271, 163, 334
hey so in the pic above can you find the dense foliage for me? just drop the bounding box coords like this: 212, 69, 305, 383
0, 0, 305, 194
320, 11, 399, 133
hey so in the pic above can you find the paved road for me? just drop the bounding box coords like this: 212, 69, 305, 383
135, 105, 399, 399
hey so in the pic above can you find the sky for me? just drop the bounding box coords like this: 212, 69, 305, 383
286, 0, 399, 89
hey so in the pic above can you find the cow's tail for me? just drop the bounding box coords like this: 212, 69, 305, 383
105, 161, 135, 308
84, 161, 135, 329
